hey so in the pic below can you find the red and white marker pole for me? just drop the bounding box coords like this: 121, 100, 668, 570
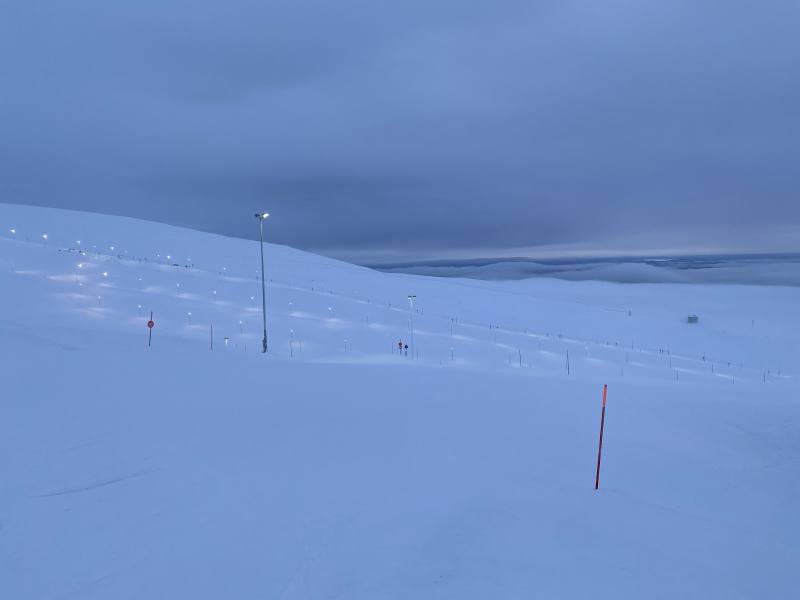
147, 311, 155, 347
595, 384, 608, 490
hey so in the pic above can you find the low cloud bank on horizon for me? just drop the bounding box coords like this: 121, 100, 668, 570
379, 256, 800, 287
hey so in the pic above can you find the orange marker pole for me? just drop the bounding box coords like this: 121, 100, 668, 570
594, 384, 608, 490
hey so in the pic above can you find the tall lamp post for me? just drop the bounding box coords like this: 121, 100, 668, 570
408, 294, 416, 359
255, 212, 270, 353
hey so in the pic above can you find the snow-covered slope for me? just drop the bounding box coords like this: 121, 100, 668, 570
1, 203, 798, 599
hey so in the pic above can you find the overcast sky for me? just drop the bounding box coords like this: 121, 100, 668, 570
2, 1, 799, 263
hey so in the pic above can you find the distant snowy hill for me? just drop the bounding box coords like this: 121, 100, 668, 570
1, 203, 798, 599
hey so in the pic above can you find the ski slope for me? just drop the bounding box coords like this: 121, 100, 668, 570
1, 203, 798, 599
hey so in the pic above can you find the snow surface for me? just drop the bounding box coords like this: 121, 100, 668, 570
1, 203, 798, 599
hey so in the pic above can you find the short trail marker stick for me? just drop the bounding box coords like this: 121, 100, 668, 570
595, 384, 608, 490
147, 312, 154, 347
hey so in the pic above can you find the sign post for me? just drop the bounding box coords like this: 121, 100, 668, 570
595, 384, 608, 490
147, 312, 154, 347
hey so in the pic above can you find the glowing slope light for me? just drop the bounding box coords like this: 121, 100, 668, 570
10, 228, 16, 234
42, 234, 48, 240
102, 272, 108, 277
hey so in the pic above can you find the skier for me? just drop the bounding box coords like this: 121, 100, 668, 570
398, 340, 403, 355
404, 343, 408, 357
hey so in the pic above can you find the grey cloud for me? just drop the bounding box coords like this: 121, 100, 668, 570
1, 1, 798, 262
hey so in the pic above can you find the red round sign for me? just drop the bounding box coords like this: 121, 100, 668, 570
147, 320, 155, 329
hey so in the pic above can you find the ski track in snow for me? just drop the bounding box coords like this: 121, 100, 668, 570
30, 469, 155, 498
